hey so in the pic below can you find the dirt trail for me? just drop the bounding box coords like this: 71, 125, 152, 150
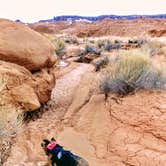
4, 63, 95, 166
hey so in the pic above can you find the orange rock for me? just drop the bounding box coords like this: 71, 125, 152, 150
10, 84, 40, 111
0, 19, 57, 71
0, 60, 55, 112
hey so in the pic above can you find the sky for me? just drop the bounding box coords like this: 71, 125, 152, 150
0, 0, 166, 22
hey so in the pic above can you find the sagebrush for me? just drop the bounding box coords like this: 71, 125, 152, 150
100, 49, 166, 95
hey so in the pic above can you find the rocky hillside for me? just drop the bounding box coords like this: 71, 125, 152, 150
29, 18, 166, 37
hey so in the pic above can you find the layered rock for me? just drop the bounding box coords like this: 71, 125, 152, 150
0, 19, 57, 71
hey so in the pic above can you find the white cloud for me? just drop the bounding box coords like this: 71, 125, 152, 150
0, 0, 166, 22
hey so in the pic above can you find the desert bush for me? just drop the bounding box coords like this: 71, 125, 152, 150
64, 37, 78, 44
53, 39, 66, 58
96, 39, 121, 51
92, 56, 109, 71
44, 34, 66, 58
84, 45, 101, 55
0, 104, 23, 164
100, 49, 166, 95
104, 41, 113, 51
160, 47, 166, 57
128, 38, 146, 47
95, 39, 109, 49
141, 40, 164, 56
114, 39, 121, 44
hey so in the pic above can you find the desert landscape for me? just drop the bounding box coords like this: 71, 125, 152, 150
0, 6, 166, 166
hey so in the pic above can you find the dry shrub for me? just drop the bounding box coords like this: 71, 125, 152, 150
141, 40, 165, 56
95, 39, 121, 51
64, 36, 79, 44
92, 56, 109, 71
100, 49, 166, 95
84, 44, 101, 55
160, 47, 166, 57
0, 106, 24, 164
44, 34, 65, 58
0, 107, 24, 138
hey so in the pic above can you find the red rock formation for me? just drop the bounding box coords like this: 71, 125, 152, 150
0, 19, 57, 71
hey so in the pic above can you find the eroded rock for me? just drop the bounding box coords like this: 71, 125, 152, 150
0, 60, 55, 112
0, 19, 57, 71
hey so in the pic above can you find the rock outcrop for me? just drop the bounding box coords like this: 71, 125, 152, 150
0, 19, 57, 164
0, 19, 57, 71
148, 29, 166, 37
0, 19, 56, 113
29, 21, 70, 34
0, 60, 55, 112
64, 46, 84, 59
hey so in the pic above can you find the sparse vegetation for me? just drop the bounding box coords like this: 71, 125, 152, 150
92, 56, 109, 71
64, 37, 79, 44
0, 108, 23, 138
75, 44, 102, 63
95, 39, 121, 51
141, 40, 165, 56
160, 46, 166, 57
0, 106, 24, 165
53, 38, 66, 58
44, 34, 66, 58
100, 49, 166, 96
84, 44, 101, 55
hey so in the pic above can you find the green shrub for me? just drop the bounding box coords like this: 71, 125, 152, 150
100, 49, 166, 95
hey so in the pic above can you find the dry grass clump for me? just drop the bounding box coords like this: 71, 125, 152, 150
0, 107, 24, 138
47, 37, 65, 58
160, 46, 166, 57
44, 34, 66, 58
141, 40, 165, 56
100, 49, 166, 96
95, 39, 121, 51
0, 104, 23, 164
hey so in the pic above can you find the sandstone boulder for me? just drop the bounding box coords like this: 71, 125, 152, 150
10, 84, 40, 112
0, 19, 57, 71
0, 60, 55, 112
27, 68, 56, 103
65, 46, 84, 59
